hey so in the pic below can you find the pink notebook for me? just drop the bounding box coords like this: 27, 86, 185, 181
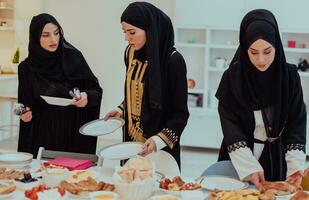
44, 157, 93, 171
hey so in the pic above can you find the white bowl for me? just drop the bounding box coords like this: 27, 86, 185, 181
42, 168, 69, 187
89, 191, 119, 200
114, 178, 155, 200
150, 194, 180, 200
15, 178, 41, 190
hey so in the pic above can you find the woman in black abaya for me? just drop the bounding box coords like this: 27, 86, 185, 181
104, 2, 189, 169
216, 9, 306, 188
18, 13, 102, 157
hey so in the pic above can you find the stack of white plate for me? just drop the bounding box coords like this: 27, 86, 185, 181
0, 152, 33, 168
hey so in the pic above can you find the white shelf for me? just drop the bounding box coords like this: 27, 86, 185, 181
299, 71, 309, 77
207, 67, 226, 72
188, 88, 205, 94
177, 26, 309, 150
284, 47, 309, 53
0, 7, 13, 10
208, 44, 238, 49
176, 43, 206, 48
0, 74, 17, 80
0, 26, 14, 31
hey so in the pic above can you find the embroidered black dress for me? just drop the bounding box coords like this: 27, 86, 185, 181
119, 2, 189, 168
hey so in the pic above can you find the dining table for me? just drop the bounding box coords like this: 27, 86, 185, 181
5, 159, 304, 200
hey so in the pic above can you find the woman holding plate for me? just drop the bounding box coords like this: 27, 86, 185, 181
18, 13, 102, 157
104, 2, 189, 169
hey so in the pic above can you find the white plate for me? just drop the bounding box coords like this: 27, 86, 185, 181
276, 192, 296, 199
200, 176, 248, 191
40, 95, 74, 106
0, 152, 33, 164
98, 142, 143, 160
150, 194, 180, 200
67, 192, 89, 199
79, 118, 124, 136
145, 150, 180, 178
0, 191, 14, 200
159, 177, 201, 196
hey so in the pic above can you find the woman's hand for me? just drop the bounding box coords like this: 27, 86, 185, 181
72, 92, 88, 107
139, 138, 157, 156
103, 110, 122, 121
250, 171, 265, 190
20, 107, 32, 122
286, 170, 303, 186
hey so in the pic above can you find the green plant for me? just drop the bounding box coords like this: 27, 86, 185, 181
12, 48, 20, 64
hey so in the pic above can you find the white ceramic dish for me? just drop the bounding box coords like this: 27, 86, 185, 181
150, 194, 180, 200
79, 117, 124, 136
40, 95, 74, 106
42, 168, 69, 187
0, 152, 32, 165
15, 178, 41, 190
145, 150, 180, 178
67, 192, 90, 199
89, 191, 119, 200
0, 180, 16, 200
200, 175, 248, 191
0, 191, 15, 200
67, 169, 97, 183
114, 178, 155, 200
159, 177, 201, 196
276, 192, 296, 199
98, 142, 143, 160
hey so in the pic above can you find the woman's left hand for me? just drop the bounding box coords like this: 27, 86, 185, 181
72, 92, 88, 107
286, 170, 303, 186
139, 138, 157, 156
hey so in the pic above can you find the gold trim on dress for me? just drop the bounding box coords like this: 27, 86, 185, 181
157, 128, 178, 149
125, 47, 148, 143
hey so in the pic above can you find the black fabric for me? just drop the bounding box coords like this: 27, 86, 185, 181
17, 13, 102, 157
121, 2, 175, 115
216, 9, 289, 138
216, 9, 306, 181
27, 13, 97, 82
122, 47, 189, 168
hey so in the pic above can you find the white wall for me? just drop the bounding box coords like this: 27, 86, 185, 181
42, 0, 174, 117
175, 0, 309, 31
42, 0, 174, 143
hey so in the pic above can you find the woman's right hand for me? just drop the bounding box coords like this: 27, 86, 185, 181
250, 171, 265, 190
103, 110, 122, 121
20, 107, 32, 122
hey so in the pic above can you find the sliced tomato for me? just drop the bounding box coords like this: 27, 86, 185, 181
58, 188, 65, 196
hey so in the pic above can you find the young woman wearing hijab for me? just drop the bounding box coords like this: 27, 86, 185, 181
104, 2, 189, 169
18, 13, 102, 157
216, 9, 306, 188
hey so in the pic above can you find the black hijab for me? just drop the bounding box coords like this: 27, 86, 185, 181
216, 9, 289, 138
121, 2, 175, 111
26, 13, 97, 82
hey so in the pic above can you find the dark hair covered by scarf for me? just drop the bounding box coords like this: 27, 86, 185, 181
216, 9, 289, 138
26, 13, 97, 82
121, 2, 175, 111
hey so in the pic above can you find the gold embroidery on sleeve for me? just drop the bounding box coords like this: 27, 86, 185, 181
157, 128, 178, 149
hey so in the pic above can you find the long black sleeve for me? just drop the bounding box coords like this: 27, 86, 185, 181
282, 70, 306, 152
157, 52, 189, 149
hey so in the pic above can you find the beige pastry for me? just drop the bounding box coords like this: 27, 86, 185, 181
128, 157, 152, 171
134, 169, 152, 180
118, 167, 135, 183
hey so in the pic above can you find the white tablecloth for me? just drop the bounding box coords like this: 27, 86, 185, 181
6, 159, 298, 200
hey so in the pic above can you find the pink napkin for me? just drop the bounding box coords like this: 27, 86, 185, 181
43, 157, 93, 171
